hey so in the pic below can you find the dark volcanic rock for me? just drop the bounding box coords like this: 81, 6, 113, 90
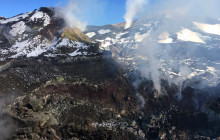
180, 86, 196, 110
0, 51, 141, 139
209, 97, 220, 114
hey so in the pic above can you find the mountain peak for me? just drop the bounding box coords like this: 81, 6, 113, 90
0, 7, 98, 59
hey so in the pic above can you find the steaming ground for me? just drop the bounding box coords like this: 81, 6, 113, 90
85, 15, 220, 97
119, 0, 220, 97
124, 0, 148, 29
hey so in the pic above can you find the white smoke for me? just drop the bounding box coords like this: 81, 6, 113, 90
136, 93, 145, 109
55, 0, 105, 31
55, 0, 87, 31
175, 66, 192, 100
140, 39, 161, 95
133, 79, 146, 108
124, 0, 149, 29
127, 0, 220, 97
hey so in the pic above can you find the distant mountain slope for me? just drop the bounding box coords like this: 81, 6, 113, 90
85, 15, 220, 89
0, 7, 97, 60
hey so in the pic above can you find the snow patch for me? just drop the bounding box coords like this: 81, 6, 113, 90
207, 66, 217, 74
177, 28, 205, 44
193, 22, 220, 35
85, 32, 96, 38
0, 49, 9, 54
134, 32, 150, 42
10, 35, 52, 58
55, 39, 91, 56
26, 45, 48, 57
43, 38, 91, 57
158, 32, 173, 44
96, 39, 104, 42
9, 21, 27, 37
143, 24, 151, 28
30, 11, 51, 26
188, 69, 206, 79
98, 29, 111, 34
0, 12, 30, 24
116, 32, 128, 39
120, 38, 130, 44
56, 38, 88, 49
69, 50, 82, 56
100, 37, 115, 48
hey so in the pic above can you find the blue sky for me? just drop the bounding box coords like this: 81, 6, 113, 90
0, 0, 127, 25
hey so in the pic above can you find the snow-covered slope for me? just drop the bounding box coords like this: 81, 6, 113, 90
85, 16, 220, 89
0, 7, 99, 60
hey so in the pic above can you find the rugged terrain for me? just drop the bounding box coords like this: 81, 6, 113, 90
0, 7, 220, 140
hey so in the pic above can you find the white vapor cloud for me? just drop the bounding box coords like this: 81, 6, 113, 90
124, 0, 149, 29
136, 93, 145, 109
55, 0, 87, 31
55, 0, 106, 31
140, 39, 162, 95
124, 0, 220, 30
175, 66, 192, 100
128, 0, 220, 97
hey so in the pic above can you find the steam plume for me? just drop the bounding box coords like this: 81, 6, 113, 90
136, 93, 145, 109
176, 66, 192, 100
130, 0, 220, 97
140, 39, 161, 95
133, 80, 146, 108
124, 0, 149, 29
55, 0, 106, 31
55, 0, 87, 31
